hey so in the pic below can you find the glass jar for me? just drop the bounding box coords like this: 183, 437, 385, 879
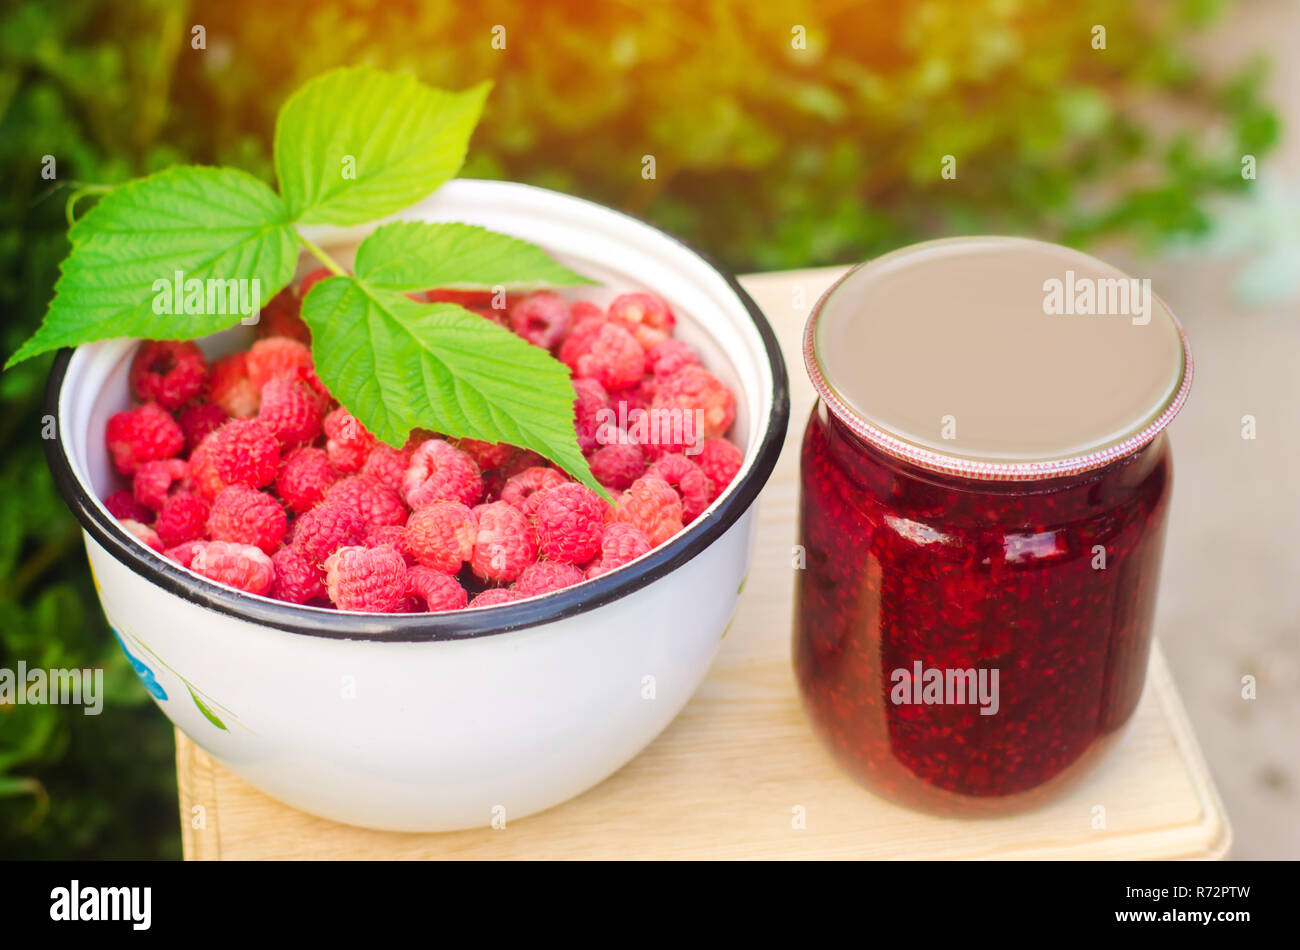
794, 237, 1192, 816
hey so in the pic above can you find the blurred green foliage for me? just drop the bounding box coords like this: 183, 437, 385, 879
0, 0, 1278, 858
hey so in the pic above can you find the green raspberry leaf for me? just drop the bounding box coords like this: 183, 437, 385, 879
275, 67, 490, 227
353, 221, 596, 293
302, 277, 608, 499
6, 166, 297, 367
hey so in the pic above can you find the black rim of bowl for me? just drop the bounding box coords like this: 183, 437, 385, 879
43, 195, 791, 642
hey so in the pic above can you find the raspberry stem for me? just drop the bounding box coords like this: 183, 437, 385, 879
296, 232, 347, 278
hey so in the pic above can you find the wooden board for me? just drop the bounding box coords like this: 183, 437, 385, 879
176, 267, 1231, 860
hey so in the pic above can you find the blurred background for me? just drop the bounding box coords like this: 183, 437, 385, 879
0, 0, 1294, 859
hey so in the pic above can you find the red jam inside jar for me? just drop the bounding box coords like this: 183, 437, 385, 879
795, 237, 1192, 816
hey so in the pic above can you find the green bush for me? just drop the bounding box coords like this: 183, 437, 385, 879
0, 0, 1278, 858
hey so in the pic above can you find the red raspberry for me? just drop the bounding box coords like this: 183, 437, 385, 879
653, 365, 736, 440
570, 300, 603, 322
323, 408, 377, 474
256, 287, 312, 344
105, 402, 184, 476
572, 377, 611, 454
571, 322, 646, 391
246, 337, 314, 391
613, 475, 683, 546
154, 491, 210, 548
291, 502, 368, 568
608, 376, 658, 416
406, 501, 477, 573
402, 439, 482, 509
163, 540, 205, 569
509, 291, 572, 349
206, 484, 287, 555
697, 438, 743, 501
645, 338, 699, 378
500, 466, 569, 517
298, 267, 333, 299
270, 545, 326, 605
364, 524, 415, 564
558, 315, 607, 369
257, 376, 323, 449
189, 419, 280, 500
129, 341, 208, 409
585, 522, 653, 578
361, 443, 415, 493
324, 474, 407, 527
608, 292, 675, 349
275, 446, 338, 514
132, 458, 189, 511
177, 402, 229, 455
324, 545, 408, 613
190, 540, 275, 596
469, 587, 522, 608
426, 288, 498, 308
470, 501, 537, 582
647, 453, 715, 522
209, 352, 260, 417
587, 439, 646, 491
104, 489, 150, 523
515, 561, 585, 597
121, 518, 164, 553
533, 483, 606, 564
454, 438, 511, 472
407, 566, 468, 612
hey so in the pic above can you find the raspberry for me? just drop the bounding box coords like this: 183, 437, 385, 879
407, 566, 468, 612
653, 365, 736, 439
256, 288, 312, 344
584, 522, 653, 578
572, 377, 611, 453
257, 376, 323, 449
364, 524, 415, 564
406, 501, 477, 573
426, 288, 498, 309
613, 475, 684, 546
246, 336, 314, 391
608, 292, 676, 349
609, 376, 658, 415
132, 458, 189, 511
645, 338, 699, 378
533, 483, 606, 564
558, 315, 607, 370
190, 541, 275, 596
469, 587, 522, 608
515, 561, 585, 597
324, 474, 408, 527
571, 322, 646, 391
209, 353, 260, 417
647, 452, 715, 522
104, 489, 150, 523
177, 402, 229, 455
105, 402, 184, 476
500, 466, 569, 517
270, 546, 326, 605
697, 438, 743, 501
470, 501, 537, 582
154, 491, 211, 548
454, 438, 511, 472
298, 267, 333, 299
163, 540, 205, 568
129, 341, 208, 409
275, 446, 338, 514
509, 291, 572, 349
402, 439, 482, 509
324, 545, 408, 613
323, 408, 377, 473
360, 443, 415, 493
206, 484, 287, 555
290, 502, 368, 568
189, 419, 280, 500
570, 300, 603, 322
121, 519, 164, 553
587, 439, 646, 491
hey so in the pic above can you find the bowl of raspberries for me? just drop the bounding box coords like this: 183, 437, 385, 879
44, 179, 789, 831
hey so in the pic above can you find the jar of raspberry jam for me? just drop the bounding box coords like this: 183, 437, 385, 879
795, 237, 1192, 816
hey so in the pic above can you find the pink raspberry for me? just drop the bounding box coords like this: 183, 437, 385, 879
585, 522, 653, 578
324, 545, 408, 613
324, 474, 408, 527
645, 338, 699, 378
587, 439, 646, 491
206, 484, 287, 555
533, 483, 606, 564
323, 408, 377, 473
129, 341, 209, 409
121, 519, 164, 553
270, 545, 326, 605
188, 419, 280, 500
469, 587, 522, 608
470, 501, 537, 582
653, 365, 735, 439
697, 438, 743, 501
177, 402, 229, 455
571, 322, 646, 391
402, 439, 482, 509
209, 352, 260, 417
558, 315, 607, 369
407, 566, 468, 612
608, 292, 676, 349
105, 402, 184, 476
154, 491, 210, 548
163, 540, 205, 568
256, 288, 312, 345
290, 501, 368, 568
257, 376, 323, 449
572, 377, 611, 453
454, 438, 512, 472
275, 446, 338, 514
608, 376, 658, 416
515, 561, 585, 597
132, 458, 189, 511
500, 466, 569, 517
104, 489, 150, 523
406, 501, 477, 574
569, 300, 603, 322
613, 475, 683, 546
364, 524, 415, 564
647, 453, 715, 522
246, 336, 315, 392
509, 291, 573, 349
190, 541, 275, 596
361, 443, 415, 493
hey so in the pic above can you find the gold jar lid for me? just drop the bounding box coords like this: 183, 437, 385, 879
804, 236, 1192, 480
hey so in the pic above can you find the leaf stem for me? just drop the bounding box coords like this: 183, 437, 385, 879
297, 232, 348, 277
